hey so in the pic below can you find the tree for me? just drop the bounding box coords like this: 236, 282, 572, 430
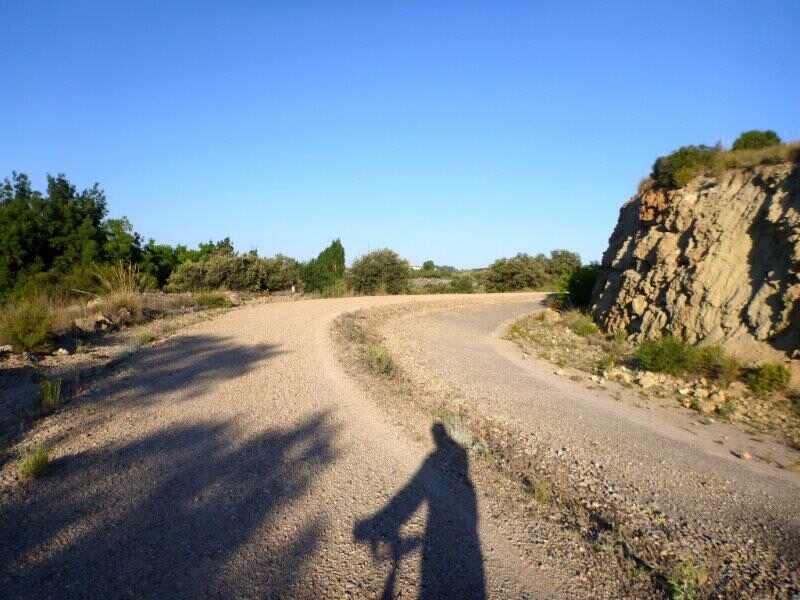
104, 218, 142, 264
350, 249, 410, 295
546, 250, 581, 278
422, 260, 435, 271
303, 239, 345, 293
566, 264, 600, 308
732, 130, 781, 151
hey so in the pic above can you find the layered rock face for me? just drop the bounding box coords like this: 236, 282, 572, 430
593, 163, 799, 360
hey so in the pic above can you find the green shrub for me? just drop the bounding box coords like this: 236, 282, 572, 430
485, 254, 549, 292
566, 264, 599, 309
694, 345, 740, 386
732, 129, 781, 151
366, 345, 395, 377
666, 560, 707, 600
635, 336, 696, 375
652, 145, 720, 189
448, 275, 475, 293
39, 379, 62, 412
746, 363, 790, 396
0, 297, 52, 352
167, 252, 299, 293
195, 292, 232, 308
302, 239, 345, 293
349, 249, 411, 295
19, 446, 50, 479
565, 312, 598, 337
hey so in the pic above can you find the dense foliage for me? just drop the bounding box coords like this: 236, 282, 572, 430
566, 264, 599, 308
732, 130, 781, 151
0, 172, 304, 299
349, 249, 411, 295
302, 239, 345, 293
651, 130, 792, 189
651, 145, 720, 189
167, 252, 299, 292
484, 250, 581, 292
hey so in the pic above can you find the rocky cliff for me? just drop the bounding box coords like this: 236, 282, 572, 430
592, 162, 800, 360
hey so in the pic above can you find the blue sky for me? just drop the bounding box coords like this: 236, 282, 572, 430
2, 1, 798, 267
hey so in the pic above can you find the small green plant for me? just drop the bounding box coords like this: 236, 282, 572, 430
745, 363, 790, 396
18, 446, 50, 479
715, 400, 737, 421
39, 379, 62, 412
635, 336, 696, 376
136, 331, 157, 345
0, 297, 52, 352
195, 292, 232, 309
665, 560, 707, 600
366, 344, 395, 377
565, 312, 599, 337
533, 479, 552, 504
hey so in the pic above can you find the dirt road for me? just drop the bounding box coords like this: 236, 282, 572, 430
2, 293, 798, 599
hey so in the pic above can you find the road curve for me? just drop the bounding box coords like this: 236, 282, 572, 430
2, 293, 798, 599
2, 293, 558, 600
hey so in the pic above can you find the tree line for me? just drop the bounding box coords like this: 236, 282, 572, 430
0, 172, 591, 302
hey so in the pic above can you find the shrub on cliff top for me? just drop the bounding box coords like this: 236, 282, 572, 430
732, 130, 781, 151
652, 145, 720, 189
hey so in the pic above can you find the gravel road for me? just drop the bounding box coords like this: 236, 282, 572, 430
2, 293, 798, 599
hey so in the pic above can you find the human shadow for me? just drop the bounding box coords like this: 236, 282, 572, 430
354, 424, 486, 600
1, 410, 337, 599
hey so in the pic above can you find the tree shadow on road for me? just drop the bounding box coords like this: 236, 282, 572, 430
354, 423, 486, 600
1, 410, 338, 599
1, 334, 286, 468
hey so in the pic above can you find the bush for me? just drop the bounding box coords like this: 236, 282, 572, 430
195, 292, 232, 308
449, 275, 475, 293
0, 297, 52, 352
366, 345, 395, 377
485, 254, 549, 292
39, 379, 62, 412
566, 264, 599, 309
564, 312, 598, 337
303, 239, 345, 293
349, 249, 411, 295
746, 363, 790, 396
18, 446, 50, 479
635, 336, 696, 375
732, 130, 781, 151
652, 145, 720, 189
167, 252, 299, 293
694, 345, 740, 387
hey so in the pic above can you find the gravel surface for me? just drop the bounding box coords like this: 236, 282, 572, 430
2, 293, 562, 600
3, 292, 798, 599
379, 296, 800, 597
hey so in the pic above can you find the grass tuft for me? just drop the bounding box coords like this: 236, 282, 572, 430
18, 446, 50, 479
39, 379, 62, 412
665, 560, 708, 600
366, 344, 395, 377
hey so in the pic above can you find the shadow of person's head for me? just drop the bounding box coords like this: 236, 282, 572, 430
431, 423, 450, 448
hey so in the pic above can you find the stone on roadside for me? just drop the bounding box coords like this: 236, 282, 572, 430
0, 344, 12, 355
636, 372, 659, 389
540, 308, 561, 324
55, 348, 70, 356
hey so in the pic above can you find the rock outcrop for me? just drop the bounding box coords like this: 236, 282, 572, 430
593, 162, 800, 360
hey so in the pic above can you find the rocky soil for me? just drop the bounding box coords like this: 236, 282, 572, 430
506, 309, 800, 453
593, 163, 800, 364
